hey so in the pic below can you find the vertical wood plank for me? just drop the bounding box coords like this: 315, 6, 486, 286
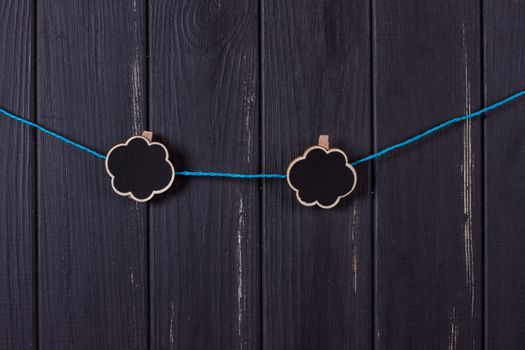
0, 1, 35, 349
373, 1, 482, 348
484, 2, 525, 348
37, 1, 148, 348
261, 1, 373, 349
149, 1, 261, 348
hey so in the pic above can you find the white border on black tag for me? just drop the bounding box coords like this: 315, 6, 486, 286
105, 135, 175, 202
286, 145, 357, 209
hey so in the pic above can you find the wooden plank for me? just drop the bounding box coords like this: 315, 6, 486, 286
0, 1, 35, 349
37, 1, 148, 348
484, 2, 525, 348
261, 1, 372, 348
373, 1, 482, 348
148, 1, 261, 348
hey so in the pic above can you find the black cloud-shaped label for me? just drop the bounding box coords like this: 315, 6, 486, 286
287, 146, 357, 209
105, 136, 175, 202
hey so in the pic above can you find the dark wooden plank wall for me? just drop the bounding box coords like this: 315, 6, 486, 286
149, 1, 261, 348
374, 1, 483, 348
261, 1, 372, 349
0, 1, 524, 349
484, 0, 525, 348
0, 1, 35, 349
37, 1, 148, 348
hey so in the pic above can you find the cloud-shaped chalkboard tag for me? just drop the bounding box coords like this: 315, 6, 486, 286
287, 135, 357, 209
105, 131, 175, 202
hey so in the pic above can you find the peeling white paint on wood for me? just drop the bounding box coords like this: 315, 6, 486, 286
448, 307, 458, 350
131, 58, 142, 135
169, 300, 175, 345
129, 266, 135, 286
236, 196, 246, 347
130, 0, 143, 135
461, 23, 475, 317
350, 202, 359, 294
242, 55, 256, 164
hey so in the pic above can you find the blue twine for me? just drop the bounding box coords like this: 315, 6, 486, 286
0, 107, 106, 159
176, 171, 286, 179
1, 89, 524, 178
351, 90, 525, 165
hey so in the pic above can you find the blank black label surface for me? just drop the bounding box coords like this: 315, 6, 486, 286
287, 147, 357, 208
105, 136, 175, 201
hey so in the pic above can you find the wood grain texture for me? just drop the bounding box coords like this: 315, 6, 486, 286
148, 1, 261, 348
373, 0, 482, 348
2, 2, 525, 348
261, 0, 373, 348
0, 1, 35, 349
37, 1, 148, 348
484, 1, 525, 348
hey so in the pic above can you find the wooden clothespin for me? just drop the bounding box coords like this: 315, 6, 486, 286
142, 131, 153, 142
318, 135, 329, 150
